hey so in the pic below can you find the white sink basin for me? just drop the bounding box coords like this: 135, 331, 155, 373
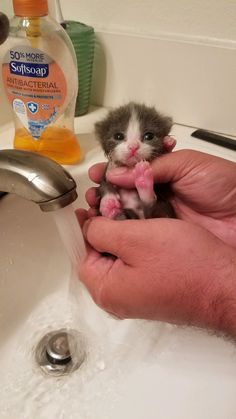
0, 115, 236, 419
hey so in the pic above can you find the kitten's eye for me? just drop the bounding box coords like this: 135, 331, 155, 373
143, 132, 155, 141
113, 132, 125, 141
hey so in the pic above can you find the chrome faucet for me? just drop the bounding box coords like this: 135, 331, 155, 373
0, 12, 9, 45
0, 150, 78, 211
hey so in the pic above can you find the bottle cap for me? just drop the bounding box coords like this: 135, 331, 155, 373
13, 0, 48, 17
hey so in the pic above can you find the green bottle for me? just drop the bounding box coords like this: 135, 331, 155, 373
51, 0, 95, 116
65, 20, 95, 116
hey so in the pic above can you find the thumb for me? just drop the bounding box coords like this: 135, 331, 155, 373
106, 149, 205, 187
83, 216, 137, 262
150, 149, 202, 183
106, 166, 135, 189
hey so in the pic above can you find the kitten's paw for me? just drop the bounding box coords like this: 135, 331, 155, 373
134, 161, 154, 189
134, 161, 156, 204
99, 194, 122, 219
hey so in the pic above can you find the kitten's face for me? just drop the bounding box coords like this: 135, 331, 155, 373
95, 103, 173, 166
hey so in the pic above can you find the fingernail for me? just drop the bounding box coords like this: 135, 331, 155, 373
108, 167, 128, 176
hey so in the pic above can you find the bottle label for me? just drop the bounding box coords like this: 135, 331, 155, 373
2, 46, 67, 139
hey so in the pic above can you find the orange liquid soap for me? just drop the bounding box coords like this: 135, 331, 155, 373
2, 0, 81, 165
14, 126, 81, 165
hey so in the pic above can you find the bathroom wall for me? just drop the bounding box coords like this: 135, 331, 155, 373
58, 0, 236, 135
60, 0, 236, 42
1, 1, 236, 134
3, 0, 235, 41
0, 1, 13, 16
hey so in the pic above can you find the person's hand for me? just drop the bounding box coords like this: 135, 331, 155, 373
86, 150, 236, 248
77, 214, 236, 337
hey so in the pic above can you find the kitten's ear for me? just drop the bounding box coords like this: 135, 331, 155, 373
161, 116, 173, 137
94, 120, 104, 142
94, 120, 110, 157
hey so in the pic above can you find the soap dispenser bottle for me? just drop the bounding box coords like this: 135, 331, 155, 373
1, 0, 81, 165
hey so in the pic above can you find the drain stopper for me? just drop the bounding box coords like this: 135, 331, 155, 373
35, 329, 86, 376
46, 331, 73, 365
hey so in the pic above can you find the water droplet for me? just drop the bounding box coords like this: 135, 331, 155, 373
96, 360, 106, 371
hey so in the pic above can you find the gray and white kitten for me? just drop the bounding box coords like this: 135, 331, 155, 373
95, 102, 176, 219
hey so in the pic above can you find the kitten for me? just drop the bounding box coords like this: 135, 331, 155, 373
94, 102, 176, 219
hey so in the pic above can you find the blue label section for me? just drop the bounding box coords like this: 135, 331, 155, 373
10, 61, 49, 78
28, 108, 57, 139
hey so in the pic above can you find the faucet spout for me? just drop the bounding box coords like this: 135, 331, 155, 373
0, 150, 78, 211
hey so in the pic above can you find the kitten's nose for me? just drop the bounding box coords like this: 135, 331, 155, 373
128, 143, 140, 156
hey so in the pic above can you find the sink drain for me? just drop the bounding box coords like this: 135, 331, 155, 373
35, 329, 86, 376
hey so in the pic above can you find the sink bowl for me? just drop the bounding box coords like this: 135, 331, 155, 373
0, 119, 236, 419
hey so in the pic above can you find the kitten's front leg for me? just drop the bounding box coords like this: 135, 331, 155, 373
134, 161, 156, 205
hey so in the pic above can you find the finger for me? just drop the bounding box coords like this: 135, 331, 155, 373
107, 149, 204, 187
75, 208, 89, 228
74, 208, 93, 258
79, 253, 132, 319
82, 217, 139, 262
77, 217, 122, 303
88, 162, 107, 184
87, 208, 98, 217
162, 136, 176, 152
106, 166, 135, 188
150, 149, 199, 183
85, 187, 100, 208
79, 246, 122, 310
153, 149, 235, 185
75, 207, 99, 224
79, 245, 156, 320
